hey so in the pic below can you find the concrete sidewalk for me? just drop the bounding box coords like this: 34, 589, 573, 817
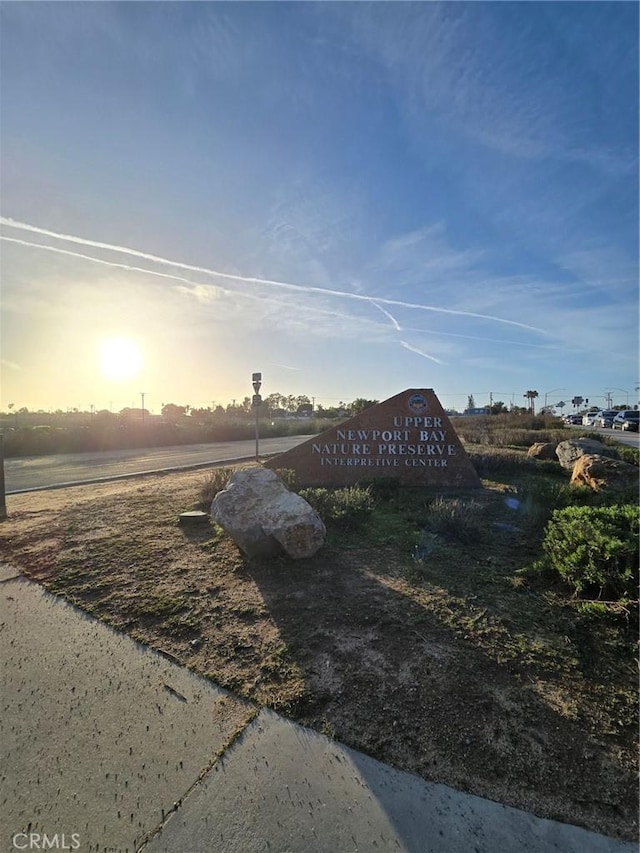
1, 565, 635, 853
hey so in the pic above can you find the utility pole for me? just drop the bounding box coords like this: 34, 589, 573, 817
141, 392, 145, 427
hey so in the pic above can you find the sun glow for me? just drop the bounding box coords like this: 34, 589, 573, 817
99, 337, 143, 380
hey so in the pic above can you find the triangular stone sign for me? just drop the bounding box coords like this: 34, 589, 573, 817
265, 389, 482, 488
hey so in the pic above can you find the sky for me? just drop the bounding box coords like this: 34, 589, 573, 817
1, 1, 638, 415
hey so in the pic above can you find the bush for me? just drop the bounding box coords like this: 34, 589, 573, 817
614, 444, 639, 468
298, 485, 374, 528
422, 496, 484, 544
357, 477, 401, 502
538, 505, 639, 599
197, 467, 234, 509
272, 468, 298, 490
517, 479, 581, 531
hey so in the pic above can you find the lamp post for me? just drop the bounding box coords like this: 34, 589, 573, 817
252, 373, 262, 462
0, 432, 6, 521
544, 388, 566, 409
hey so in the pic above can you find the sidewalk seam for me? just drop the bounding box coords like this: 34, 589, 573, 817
134, 706, 261, 852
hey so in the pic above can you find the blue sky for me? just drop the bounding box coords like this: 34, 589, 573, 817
1, 2, 638, 414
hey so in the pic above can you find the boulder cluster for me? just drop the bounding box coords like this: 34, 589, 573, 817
528, 438, 637, 492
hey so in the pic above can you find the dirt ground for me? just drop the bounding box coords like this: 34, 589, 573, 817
1, 468, 637, 841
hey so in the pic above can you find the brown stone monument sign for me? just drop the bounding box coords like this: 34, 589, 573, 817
265, 389, 482, 488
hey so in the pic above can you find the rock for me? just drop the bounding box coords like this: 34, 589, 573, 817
527, 442, 557, 460
211, 467, 326, 559
570, 454, 639, 492
555, 438, 617, 470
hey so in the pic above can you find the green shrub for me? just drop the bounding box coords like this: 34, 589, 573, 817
299, 485, 374, 528
539, 505, 639, 599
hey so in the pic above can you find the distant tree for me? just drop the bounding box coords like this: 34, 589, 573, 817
190, 407, 213, 423
524, 390, 539, 415
265, 392, 287, 412
350, 398, 378, 414
489, 401, 508, 415
161, 403, 187, 422
466, 395, 475, 412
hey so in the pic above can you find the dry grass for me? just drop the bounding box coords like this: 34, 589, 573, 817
1, 462, 637, 841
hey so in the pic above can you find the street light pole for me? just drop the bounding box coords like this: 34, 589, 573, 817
544, 388, 566, 409
252, 373, 262, 462
0, 432, 6, 521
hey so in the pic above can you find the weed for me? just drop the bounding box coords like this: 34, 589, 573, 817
133, 594, 188, 620
356, 476, 401, 502
614, 444, 640, 468
422, 496, 484, 544
197, 467, 234, 509
272, 468, 298, 489
516, 479, 576, 532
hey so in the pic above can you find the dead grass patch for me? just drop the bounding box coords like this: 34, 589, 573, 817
0, 465, 637, 841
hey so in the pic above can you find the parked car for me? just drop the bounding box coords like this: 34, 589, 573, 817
582, 412, 600, 426
611, 410, 639, 431
596, 410, 618, 429
563, 414, 582, 425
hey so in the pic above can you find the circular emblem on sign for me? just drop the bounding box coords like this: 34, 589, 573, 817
408, 393, 428, 413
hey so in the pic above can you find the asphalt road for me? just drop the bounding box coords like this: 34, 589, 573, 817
3, 435, 315, 494
573, 425, 640, 449
4, 429, 637, 495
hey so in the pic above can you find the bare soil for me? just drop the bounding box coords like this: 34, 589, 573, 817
1, 467, 637, 841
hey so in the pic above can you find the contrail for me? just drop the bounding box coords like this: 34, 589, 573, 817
399, 341, 445, 365
0, 217, 546, 333
1, 236, 232, 296
371, 301, 402, 331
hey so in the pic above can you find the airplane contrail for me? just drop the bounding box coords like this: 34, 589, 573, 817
0, 217, 546, 333
371, 301, 402, 331
399, 341, 445, 365
1, 236, 232, 295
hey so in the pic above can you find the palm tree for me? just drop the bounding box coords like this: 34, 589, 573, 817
523, 390, 539, 415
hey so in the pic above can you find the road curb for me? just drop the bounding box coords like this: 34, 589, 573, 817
5, 454, 282, 495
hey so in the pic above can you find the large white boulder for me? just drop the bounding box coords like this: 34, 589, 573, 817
555, 438, 617, 470
211, 467, 326, 559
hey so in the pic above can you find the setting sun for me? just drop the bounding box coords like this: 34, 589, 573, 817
99, 337, 143, 380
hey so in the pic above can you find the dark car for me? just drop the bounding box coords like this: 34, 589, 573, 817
612, 410, 639, 431
563, 414, 582, 425
596, 410, 618, 428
